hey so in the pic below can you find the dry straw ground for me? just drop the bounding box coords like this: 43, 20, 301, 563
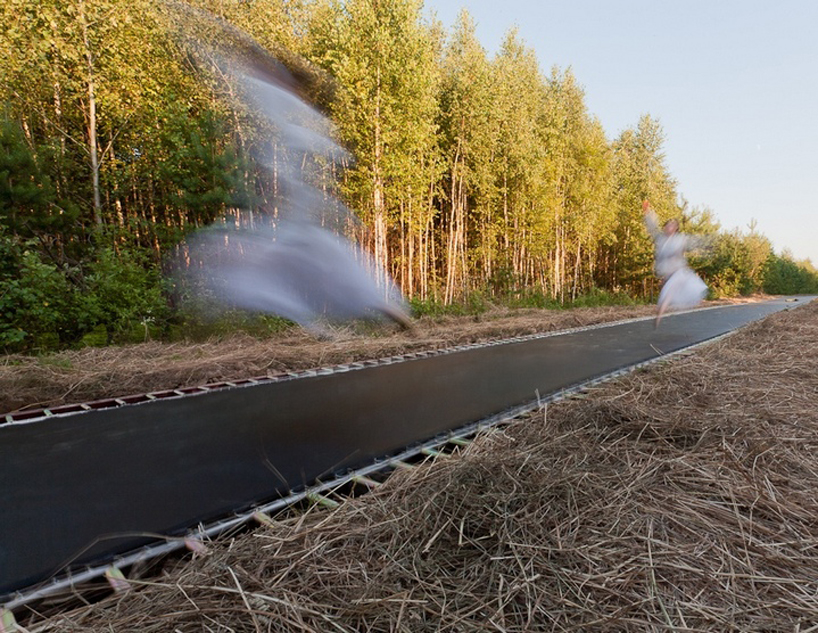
25, 298, 818, 632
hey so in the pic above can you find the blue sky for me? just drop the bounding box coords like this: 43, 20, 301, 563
422, 0, 818, 265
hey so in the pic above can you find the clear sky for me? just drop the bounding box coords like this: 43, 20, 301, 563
421, 0, 818, 264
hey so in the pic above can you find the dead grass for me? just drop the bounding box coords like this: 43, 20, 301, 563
24, 299, 818, 631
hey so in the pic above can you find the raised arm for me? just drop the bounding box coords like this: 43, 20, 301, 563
642, 200, 661, 239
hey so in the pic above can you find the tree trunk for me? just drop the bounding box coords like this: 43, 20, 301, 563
372, 64, 388, 286
79, 0, 102, 225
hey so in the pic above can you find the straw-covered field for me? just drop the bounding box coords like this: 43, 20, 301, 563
22, 299, 818, 631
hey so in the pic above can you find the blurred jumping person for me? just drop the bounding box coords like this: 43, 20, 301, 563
643, 200, 707, 327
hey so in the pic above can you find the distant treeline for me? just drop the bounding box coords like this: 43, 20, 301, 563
1, 0, 816, 350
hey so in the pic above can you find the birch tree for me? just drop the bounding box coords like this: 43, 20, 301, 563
307, 0, 440, 291
437, 11, 497, 301
606, 114, 678, 293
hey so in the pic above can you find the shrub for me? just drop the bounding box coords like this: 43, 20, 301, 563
84, 247, 170, 343
0, 239, 90, 350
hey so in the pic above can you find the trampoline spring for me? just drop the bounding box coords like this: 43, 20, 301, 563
306, 492, 340, 509
448, 437, 471, 447
390, 459, 414, 470
252, 511, 275, 527
351, 475, 381, 489
1, 608, 17, 631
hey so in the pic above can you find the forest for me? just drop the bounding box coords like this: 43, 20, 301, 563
1, 0, 816, 352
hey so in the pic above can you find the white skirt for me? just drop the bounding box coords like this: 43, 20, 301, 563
659, 267, 707, 309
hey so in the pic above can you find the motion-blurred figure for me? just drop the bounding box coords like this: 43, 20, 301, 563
169, 3, 411, 335
643, 200, 707, 327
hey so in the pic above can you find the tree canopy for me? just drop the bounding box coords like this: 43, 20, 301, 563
0, 0, 813, 351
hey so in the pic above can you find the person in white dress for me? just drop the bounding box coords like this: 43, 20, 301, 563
642, 200, 707, 326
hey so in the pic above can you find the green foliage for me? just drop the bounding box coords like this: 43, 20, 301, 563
306, 0, 442, 297
0, 234, 90, 350
0, 114, 81, 239
762, 252, 818, 294
409, 292, 490, 317
0, 116, 53, 226
83, 247, 169, 343
605, 115, 679, 294
567, 287, 642, 308
0, 231, 173, 351
155, 108, 252, 228
695, 232, 750, 298
688, 220, 774, 298
170, 307, 295, 342
409, 286, 641, 318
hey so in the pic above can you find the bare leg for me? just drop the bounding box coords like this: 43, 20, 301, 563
655, 277, 674, 329
379, 304, 414, 331
655, 297, 669, 329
